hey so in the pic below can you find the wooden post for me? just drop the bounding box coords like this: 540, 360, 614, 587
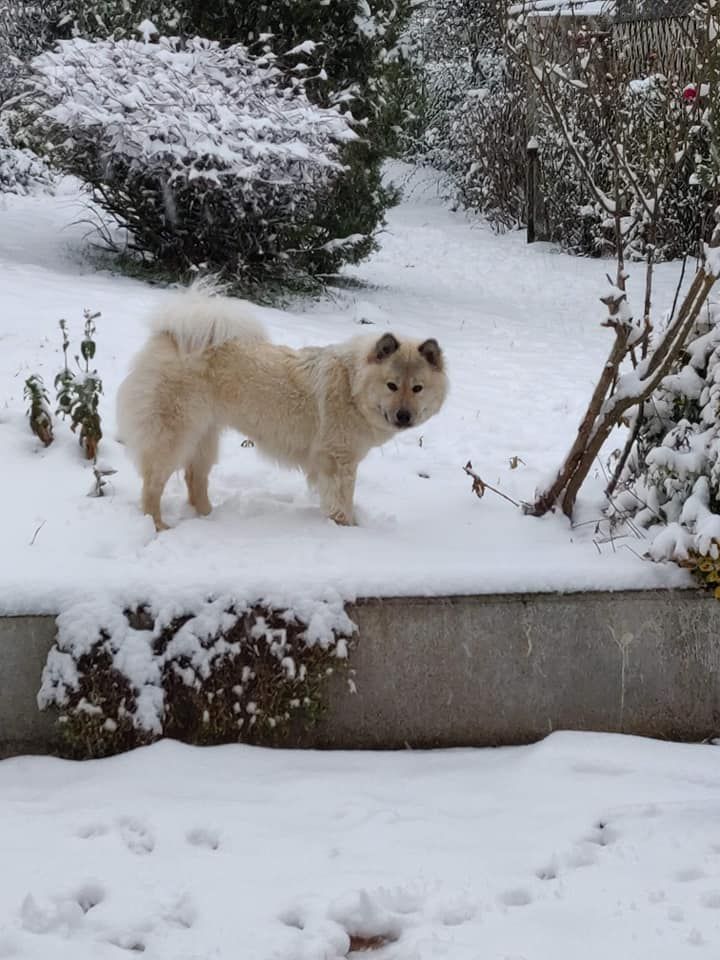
526, 136, 539, 244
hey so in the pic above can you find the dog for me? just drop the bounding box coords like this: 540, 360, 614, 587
116, 284, 448, 531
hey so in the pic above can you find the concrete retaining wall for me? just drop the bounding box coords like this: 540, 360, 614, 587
2, 590, 720, 757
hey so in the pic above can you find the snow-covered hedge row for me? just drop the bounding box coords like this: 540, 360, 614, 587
406, 1, 527, 231
12, 35, 358, 285
39, 594, 356, 758
536, 75, 712, 261
446, 60, 526, 231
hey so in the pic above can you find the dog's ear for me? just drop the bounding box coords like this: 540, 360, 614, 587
370, 333, 400, 363
418, 338, 443, 370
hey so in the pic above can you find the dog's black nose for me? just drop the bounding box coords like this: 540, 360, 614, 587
396, 409, 412, 427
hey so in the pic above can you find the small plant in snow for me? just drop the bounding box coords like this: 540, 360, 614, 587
39, 594, 356, 759
23, 374, 54, 447
54, 318, 75, 420
54, 311, 103, 460
71, 310, 103, 460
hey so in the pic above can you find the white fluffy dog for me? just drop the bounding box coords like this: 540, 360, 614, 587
117, 284, 448, 530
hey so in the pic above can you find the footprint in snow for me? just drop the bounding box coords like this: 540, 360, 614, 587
74, 881, 106, 914
106, 932, 147, 953
674, 867, 706, 883
435, 900, 477, 927
585, 821, 617, 847
76, 822, 109, 840
117, 817, 155, 855
700, 891, 720, 909
565, 846, 597, 869
163, 893, 197, 929
103, 895, 195, 954
186, 826, 220, 851
498, 888, 533, 908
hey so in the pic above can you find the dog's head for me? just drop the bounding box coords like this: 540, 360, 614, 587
353, 332, 448, 432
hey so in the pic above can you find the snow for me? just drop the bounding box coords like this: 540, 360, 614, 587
0, 163, 694, 615
1, 733, 720, 958
136, 19, 158, 43
705, 242, 720, 279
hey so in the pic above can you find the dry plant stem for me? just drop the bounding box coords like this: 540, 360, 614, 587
640, 214, 659, 361
463, 462, 521, 508
605, 402, 643, 499
645, 267, 707, 379
668, 254, 689, 325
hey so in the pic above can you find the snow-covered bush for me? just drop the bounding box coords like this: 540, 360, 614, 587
12, 35, 358, 286
3, 0, 415, 277
610, 299, 720, 575
0, 5, 59, 197
0, 0, 63, 102
39, 595, 356, 759
0, 120, 54, 194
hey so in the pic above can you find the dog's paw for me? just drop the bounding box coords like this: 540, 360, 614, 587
329, 511, 356, 527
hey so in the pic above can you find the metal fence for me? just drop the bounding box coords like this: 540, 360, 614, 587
611, 14, 697, 80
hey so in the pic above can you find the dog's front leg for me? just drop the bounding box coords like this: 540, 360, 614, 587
313, 455, 358, 526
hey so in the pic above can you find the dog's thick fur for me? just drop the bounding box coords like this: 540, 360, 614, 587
116, 284, 448, 530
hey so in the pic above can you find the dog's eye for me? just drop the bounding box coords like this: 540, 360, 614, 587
387, 382, 398, 392
412, 384, 423, 393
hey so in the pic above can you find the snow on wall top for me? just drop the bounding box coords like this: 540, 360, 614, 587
508, 0, 614, 18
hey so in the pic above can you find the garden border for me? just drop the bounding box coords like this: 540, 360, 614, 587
2, 589, 719, 758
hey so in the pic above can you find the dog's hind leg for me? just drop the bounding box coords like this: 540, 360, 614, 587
141, 457, 174, 532
185, 427, 219, 517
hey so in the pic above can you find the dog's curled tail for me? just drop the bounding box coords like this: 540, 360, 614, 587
150, 276, 268, 356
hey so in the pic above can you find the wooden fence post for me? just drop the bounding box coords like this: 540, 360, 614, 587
527, 136, 539, 244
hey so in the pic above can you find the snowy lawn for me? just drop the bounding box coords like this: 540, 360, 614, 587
0, 164, 692, 613
1, 733, 719, 958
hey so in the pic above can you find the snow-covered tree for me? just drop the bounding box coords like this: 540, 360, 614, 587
10, 35, 358, 286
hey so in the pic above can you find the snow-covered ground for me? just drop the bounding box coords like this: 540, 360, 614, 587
0, 164, 691, 614
1, 733, 719, 959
